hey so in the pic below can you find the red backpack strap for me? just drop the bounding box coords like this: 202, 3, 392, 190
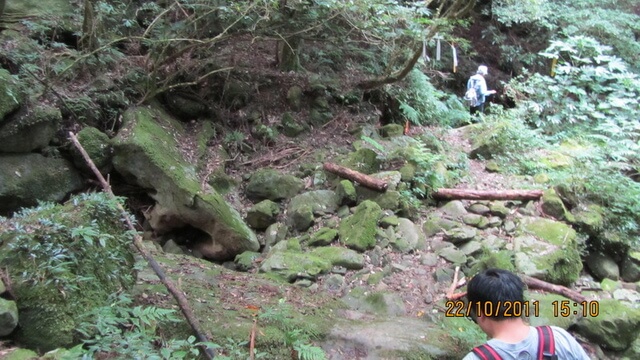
472, 344, 502, 360
536, 325, 558, 360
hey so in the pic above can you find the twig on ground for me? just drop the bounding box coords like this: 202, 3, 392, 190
68, 132, 215, 360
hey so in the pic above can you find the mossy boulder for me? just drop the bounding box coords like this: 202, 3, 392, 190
0, 193, 136, 352
234, 251, 261, 272
0, 104, 61, 153
246, 200, 280, 230
309, 227, 339, 246
591, 230, 629, 261
0, 69, 22, 122
3, 349, 40, 360
246, 168, 304, 201
341, 148, 381, 175
263, 222, 289, 251
422, 214, 459, 237
70, 126, 112, 174
280, 112, 306, 137
309, 246, 364, 270
393, 218, 426, 252
379, 124, 404, 138
0, 298, 18, 336
0, 153, 83, 215
586, 252, 620, 281
574, 299, 640, 351
572, 204, 604, 235
336, 179, 357, 206
621, 252, 640, 282
259, 250, 331, 282
514, 217, 582, 285
469, 249, 516, 274
112, 105, 258, 261
339, 200, 382, 252
357, 189, 402, 211
541, 188, 574, 222
287, 190, 339, 231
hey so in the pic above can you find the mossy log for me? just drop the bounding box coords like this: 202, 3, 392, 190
433, 189, 543, 201
323, 162, 388, 192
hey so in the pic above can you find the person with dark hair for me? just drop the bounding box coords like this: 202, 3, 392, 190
466, 65, 497, 115
462, 268, 589, 360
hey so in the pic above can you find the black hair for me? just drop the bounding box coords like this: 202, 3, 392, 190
467, 268, 525, 320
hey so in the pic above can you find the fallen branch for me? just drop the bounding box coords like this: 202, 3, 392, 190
323, 162, 388, 192
433, 189, 543, 201
522, 275, 587, 303
69, 132, 215, 359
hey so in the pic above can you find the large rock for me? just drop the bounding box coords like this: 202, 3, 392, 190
574, 299, 640, 351
0, 69, 22, 122
287, 190, 339, 231
246, 168, 304, 201
339, 200, 382, 252
0, 193, 136, 351
246, 200, 280, 230
541, 188, 574, 222
586, 252, 620, 281
309, 246, 364, 270
0, 104, 61, 153
0, 153, 84, 215
259, 240, 331, 282
513, 217, 582, 286
112, 106, 258, 260
70, 126, 113, 175
621, 252, 640, 282
393, 218, 426, 252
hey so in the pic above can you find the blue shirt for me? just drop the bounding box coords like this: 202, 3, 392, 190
467, 74, 490, 105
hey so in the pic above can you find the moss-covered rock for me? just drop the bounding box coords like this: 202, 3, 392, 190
339, 200, 382, 252
71, 126, 112, 174
574, 299, 640, 351
234, 251, 261, 272
422, 214, 459, 237
308, 227, 338, 246
0, 153, 84, 215
280, 112, 306, 137
393, 218, 426, 252
309, 246, 364, 270
0, 69, 22, 122
112, 105, 258, 261
3, 348, 40, 360
572, 204, 604, 236
526, 293, 577, 329
341, 148, 381, 175
259, 251, 331, 282
336, 179, 357, 206
586, 252, 620, 281
0, 298, 18, 336
0, 104, 61, 153
469, 249, 516, 274
379, 124, 404, 138
541, 188, 574, 222
246, 168, 304, 201
514, 217, 582, 285
399, 163, 416, 182
246, 200, 280, 230
287, 190, 339, 231
264, 222, 288, 251
0, 193, 136, 351
621, 252, 640, 283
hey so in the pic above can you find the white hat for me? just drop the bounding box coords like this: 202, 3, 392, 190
477, 65, 488, 75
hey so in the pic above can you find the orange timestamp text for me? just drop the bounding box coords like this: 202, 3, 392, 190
445, 300, 539, 318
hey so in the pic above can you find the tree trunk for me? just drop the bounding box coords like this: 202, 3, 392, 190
0, 0, 5, 21
278, 36, 302, 72
323, 162, 388, 192
521, 275, 587, 303
432, 188, 543, 201
80, 0, 98, 52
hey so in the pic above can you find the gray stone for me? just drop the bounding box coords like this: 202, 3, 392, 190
263, 222, 288, 251
379, 215, 399, 228
379, 124, 404, 138
459, 240, 483, 256
162, 239, 184, 255
443, 226, 477, 245
310, 246, 364, 270
259, 250, 331, 282
393, 218, 425, 253
468, 203, 490, 215
422, 215, 459, 237
246, 168, 304, 201
440, 201, 468, 218
0, 153, 84, 215
288, 190, 340, 216
613, 288, 640, 304
621, 252, 640, 282
336, 180, 357, 206
421, 253, 439, 267
488, 201, 510, 218
234, 251, 261, 272
541, 188, 574, 222
337, 205, 351, 218
435, 268, 454, 283
323, 274, 345, 292
338, 200, 382, 252
246, 200, 280, 230
289, 204, 314, 231
0, 298, 18, 336
586, 252, 620, 281
437, 247, 467, 264
503, 220, 516, 233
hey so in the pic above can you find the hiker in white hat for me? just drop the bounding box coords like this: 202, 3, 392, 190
465, 65, 497, 115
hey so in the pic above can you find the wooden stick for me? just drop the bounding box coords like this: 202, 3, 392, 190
446, 266, 460, 299
522, 275, 587, 303
68, 132, 215, 359
323, 162, 388, 192
433, 188, 543, 201
249, 317, 257, 360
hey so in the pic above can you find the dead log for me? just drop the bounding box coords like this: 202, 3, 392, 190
69, 132, 215, 360
323, 162, 388, 192
522, 275, 587, 303
433, 188, 543, 201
